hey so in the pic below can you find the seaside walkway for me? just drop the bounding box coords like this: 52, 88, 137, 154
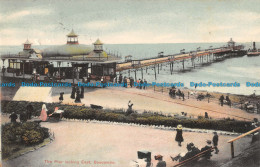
1, 115, 253, 167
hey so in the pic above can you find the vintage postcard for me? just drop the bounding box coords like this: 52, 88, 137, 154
0, 0, 259, 167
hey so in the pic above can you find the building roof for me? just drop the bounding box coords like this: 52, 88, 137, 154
23, 39, 32, 44
93, 39, 103, 45
43, 44, 93, 57
31, 48, 42, 53
18, 50, 31, 58
67, 29, 78, 37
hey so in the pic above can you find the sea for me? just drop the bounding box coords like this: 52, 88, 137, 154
0, 42, 260, 95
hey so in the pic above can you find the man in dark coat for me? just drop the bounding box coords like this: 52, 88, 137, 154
190, 143, 200, 156
80, 86, 84, 98
171, 143, 200, 162
59, 92, 64, 103
201, 140, 214, 160
71, 85, 76, 99
140, 79, 143, 89
119, 74, 122, 83
19, 112, 27, 123
219, 95, 224, 106
26, 104, 33, 120
213, 132, 219, 154
205, 112, 209, 119
130, 77, 134, 88
144, 79, 147, 89
75, 87, 81, 103
9, 112, 18, 123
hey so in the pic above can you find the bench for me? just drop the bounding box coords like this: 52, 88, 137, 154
173, 148, 214, 167
90, 104, 103, 109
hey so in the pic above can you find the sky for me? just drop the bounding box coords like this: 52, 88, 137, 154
0, 0, 260, 45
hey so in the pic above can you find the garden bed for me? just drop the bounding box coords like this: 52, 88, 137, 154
1, 122, 50, 159
1, 100, 254, 133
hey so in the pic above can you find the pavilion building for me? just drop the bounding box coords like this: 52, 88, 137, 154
2, 30, 121, 83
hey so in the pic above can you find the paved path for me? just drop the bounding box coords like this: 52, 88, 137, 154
3, 120, 252, 167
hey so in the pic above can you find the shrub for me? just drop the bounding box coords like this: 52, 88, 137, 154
22, 130, 44, 145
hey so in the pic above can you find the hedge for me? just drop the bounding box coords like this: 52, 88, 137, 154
1, 100, 253, 133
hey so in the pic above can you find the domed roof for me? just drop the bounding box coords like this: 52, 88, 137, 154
43, 44, 93, 57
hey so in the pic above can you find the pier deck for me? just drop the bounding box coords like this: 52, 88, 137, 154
116, 47, 243, 72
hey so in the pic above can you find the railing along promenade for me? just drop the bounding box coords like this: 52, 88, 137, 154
227, 126, 260, 158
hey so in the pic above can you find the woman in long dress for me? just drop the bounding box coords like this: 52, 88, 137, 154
175, 124, 184, 146
40, 104, 48, 121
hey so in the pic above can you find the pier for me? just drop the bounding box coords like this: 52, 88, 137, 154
116, 40, 246, 80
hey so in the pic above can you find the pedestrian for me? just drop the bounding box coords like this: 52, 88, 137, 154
140, 79, 143, 89
136, 79, 140, 88
124, 77, 127, 88
175, 124, 184, 146
26, 104, 33, 120
71, 85, 76, 99
170, 143, 200, 162
219, 95, 224, 106
119, 74, 122, 83
9, 112, 18, 123
205, 112, 209, 119
130, 77, 134, 88
144, 79, 147, 89
40, 104, 48, 122
201, 140, 214, 160
80, 86, 84, 98
155, 154, 166, 167
19, 112, 27, 123
59, 92, 64, 103
213, 132, 219, 154
75, 87, 81, 103
126, 100, 134, 115
2, 66, 6, 74
182, 92, 185, 101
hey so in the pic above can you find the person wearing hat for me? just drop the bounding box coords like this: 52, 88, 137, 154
213, 132, 219, 154
155, 154, 166, 167
175, 124, 184, 146
189, 143, 200, 156
201, 140, 214, 160
170, 142, 200, 162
